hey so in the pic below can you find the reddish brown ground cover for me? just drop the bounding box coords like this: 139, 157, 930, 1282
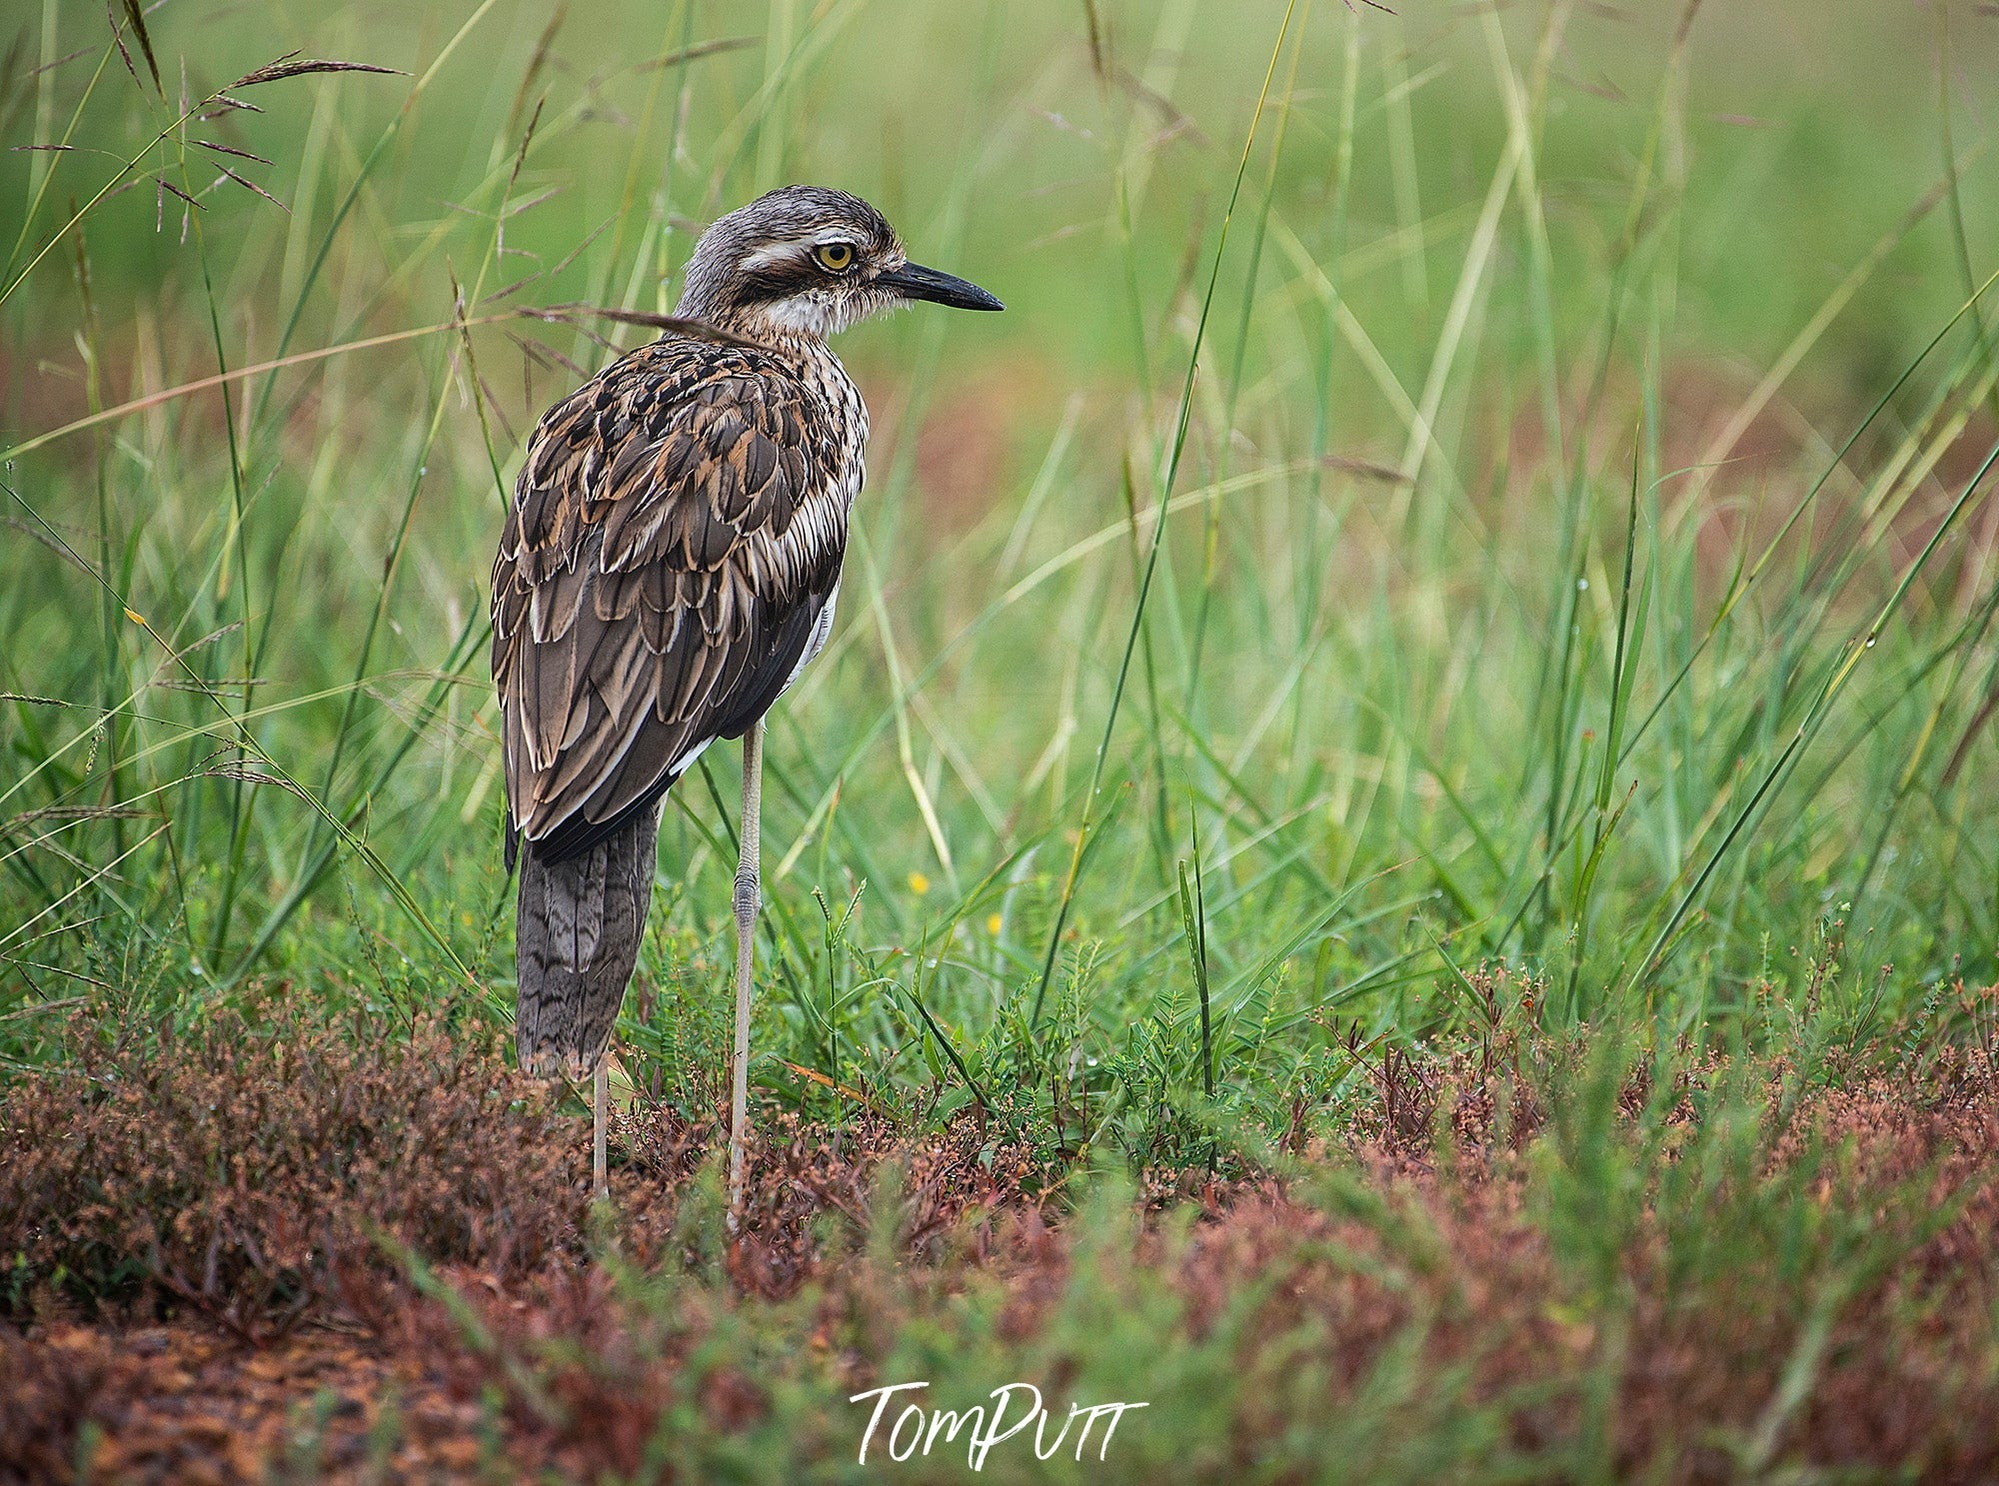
4, 1010, 1996, 1482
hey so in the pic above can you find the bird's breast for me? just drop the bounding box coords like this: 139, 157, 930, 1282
790, 341, 868, 514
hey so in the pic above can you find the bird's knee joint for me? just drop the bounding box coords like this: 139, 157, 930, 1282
733, 871, 760, 920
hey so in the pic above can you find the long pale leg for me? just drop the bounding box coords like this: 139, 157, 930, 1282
593, 1061, 608, 1202
727, 720, 763, 1235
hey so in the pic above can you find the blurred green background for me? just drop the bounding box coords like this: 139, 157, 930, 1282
3, 0, 1998, 1138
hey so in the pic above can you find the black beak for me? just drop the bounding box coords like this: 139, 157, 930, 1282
877, 260, 1004, 311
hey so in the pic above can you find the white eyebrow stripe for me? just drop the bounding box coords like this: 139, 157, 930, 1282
741, 241, 809, 272
740, 234, 858, 273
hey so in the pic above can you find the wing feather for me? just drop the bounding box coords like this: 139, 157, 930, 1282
492, 337, 851, 864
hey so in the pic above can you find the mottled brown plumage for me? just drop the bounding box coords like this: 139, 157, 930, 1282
491, 185, 1001, 1200
493, 336, 855, 872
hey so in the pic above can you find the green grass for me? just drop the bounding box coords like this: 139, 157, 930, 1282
8, 0, 1993, 1122
3, 0, 1999, 1472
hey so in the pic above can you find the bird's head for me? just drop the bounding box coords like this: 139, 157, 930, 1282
675, 185, 1002, 345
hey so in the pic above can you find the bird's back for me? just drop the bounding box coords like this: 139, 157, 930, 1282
493, 330, 864, 1076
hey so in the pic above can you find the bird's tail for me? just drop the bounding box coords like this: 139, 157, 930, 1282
514, 806, 660, 1079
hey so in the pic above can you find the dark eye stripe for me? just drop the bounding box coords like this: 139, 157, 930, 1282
735, 261, 822, 304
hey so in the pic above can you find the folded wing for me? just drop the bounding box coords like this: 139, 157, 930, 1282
492, 339, 846, 864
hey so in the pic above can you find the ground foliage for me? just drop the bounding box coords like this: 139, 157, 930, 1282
4, 999, 1998, 1482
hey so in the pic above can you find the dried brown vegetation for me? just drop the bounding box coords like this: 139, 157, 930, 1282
0, 1008, 587, 1333
3, 1008, 1997, 1481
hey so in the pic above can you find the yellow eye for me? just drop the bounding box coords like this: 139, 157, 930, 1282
815, 241, 855, 272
